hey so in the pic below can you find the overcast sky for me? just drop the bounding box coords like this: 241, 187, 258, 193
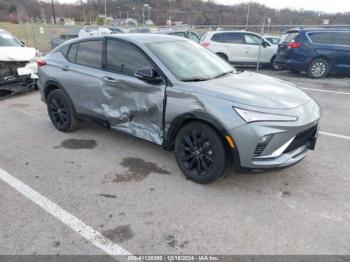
56, 0, 350, 14
216, 0, 350, 13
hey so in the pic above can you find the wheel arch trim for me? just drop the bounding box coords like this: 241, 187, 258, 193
43, 80, 77, 113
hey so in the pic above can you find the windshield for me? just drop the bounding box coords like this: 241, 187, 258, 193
0, 32, 22, 47
146, 40, 235, 81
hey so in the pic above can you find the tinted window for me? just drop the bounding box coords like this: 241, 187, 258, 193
225, 33, 243, 44
76, 40, 102, 68
67, 43, 78, 62
211, 33, 225, 42
244, 34, 261, 45
106, 39, 152, 76
334, 32, 350, 46
211, 32, 243, 44
308, 32, 333, 44
281, 32, 299, 43
53, 43, 70, 56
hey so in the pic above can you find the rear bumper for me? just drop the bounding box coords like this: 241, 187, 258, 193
274, 57, 309, 72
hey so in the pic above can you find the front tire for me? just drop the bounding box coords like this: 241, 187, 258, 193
175, 121, 227, 184
47, 89, 80, 132
307, 58, 330, 79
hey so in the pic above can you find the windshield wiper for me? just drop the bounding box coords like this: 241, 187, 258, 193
182, 78, 209, 82
211, 71, 233, 79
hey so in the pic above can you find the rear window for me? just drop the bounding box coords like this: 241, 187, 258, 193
75, 40, 102, 69
334, 32, 350, 46
67, 43, 78, 62
281, 32, 299, 43
308, 32, 333, 44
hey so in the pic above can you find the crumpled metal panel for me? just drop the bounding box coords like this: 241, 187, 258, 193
100, 76, 165, 145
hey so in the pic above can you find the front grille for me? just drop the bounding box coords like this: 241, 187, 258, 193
285, 125, 318, 153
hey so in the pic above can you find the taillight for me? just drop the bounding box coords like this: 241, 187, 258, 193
36, 59, 46, 67
201, 42, 210, 48
287, 42, 302, 49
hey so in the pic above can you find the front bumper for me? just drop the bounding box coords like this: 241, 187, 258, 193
229, 100, 320, 170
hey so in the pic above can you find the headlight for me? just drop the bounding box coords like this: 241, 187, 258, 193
234, 108, 298, 123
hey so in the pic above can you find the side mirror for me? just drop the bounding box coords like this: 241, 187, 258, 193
135, 67, 162, 84
262, 40, 270, 48
20, 40, 26, 46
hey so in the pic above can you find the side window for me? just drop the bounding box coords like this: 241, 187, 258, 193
244, 34, 262, 45
225, 33, 243, 44
211, 33, 225, 43
334, 32, 350, 46
106, 39, 152, 77
75, 40, 102, 69
308, 32, 333, 44
67, 43, 78, 62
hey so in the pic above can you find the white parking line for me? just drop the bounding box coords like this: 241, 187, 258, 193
300, 87, 350, 95
0, 168, 131, 258
320, 131, 350, 140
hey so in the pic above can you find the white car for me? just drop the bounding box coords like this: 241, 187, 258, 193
264, 35, 282, 45
200, 31, 278, 69
78, 26, 112, 38
0, 29, 38, 93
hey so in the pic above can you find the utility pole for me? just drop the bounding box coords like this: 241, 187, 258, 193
104, 0, 107, 25
142, 4, 145, 25
256, 17, 266, 72
51, 0, 56, 24
245, 4, 250, 29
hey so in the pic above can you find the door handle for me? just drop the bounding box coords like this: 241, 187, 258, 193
61, 65, 70, 71
102, 76, 118, 84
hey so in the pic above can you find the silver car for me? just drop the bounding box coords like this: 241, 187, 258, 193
37, 34, 320, 184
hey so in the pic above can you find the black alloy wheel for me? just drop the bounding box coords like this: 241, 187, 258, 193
49, 96, 68, 129
47, 89, 80, 132
175, 121, 227, 184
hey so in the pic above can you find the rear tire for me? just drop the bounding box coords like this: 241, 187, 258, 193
307, 58, 330, 79
175, 121, 227, 184
47, 89, 80, 132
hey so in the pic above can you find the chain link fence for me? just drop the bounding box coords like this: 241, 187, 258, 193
2, 23, 350, 78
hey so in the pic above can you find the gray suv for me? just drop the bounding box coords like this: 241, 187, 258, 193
37, 34, 320, 184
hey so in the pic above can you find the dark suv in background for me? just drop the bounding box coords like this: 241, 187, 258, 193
275, 28, 350, 78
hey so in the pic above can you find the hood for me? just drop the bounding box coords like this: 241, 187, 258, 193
0, 47, 36, 62
188, 71, 311, 110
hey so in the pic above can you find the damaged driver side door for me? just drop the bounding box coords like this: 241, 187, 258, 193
100, 38, 166, 145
